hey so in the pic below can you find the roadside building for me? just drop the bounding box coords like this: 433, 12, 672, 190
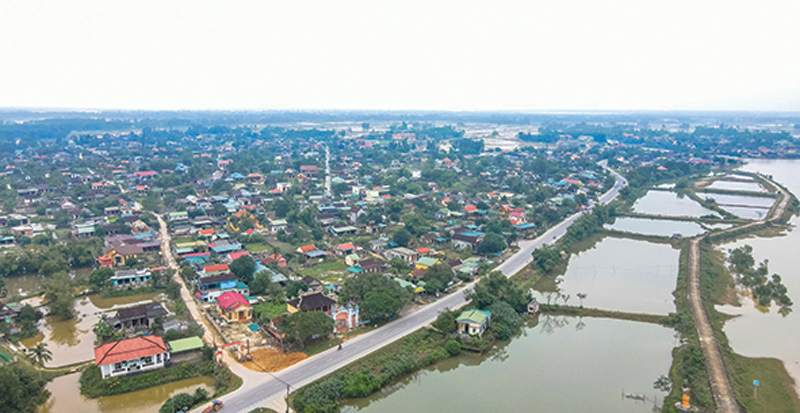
167, 336, 205, 364
456, 309, 491, 337
216, 291, 252, 323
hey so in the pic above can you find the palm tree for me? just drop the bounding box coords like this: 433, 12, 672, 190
30, 342, 52, 379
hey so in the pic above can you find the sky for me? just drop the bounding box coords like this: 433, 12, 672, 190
1, 0, 799, 112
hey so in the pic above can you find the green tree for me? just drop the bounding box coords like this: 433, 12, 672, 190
93, 315, 118, 344
43, 272, 75, 320
340, 273, 410, 303
487, 300, 520, 340
0, 365, 47, 413
230, 255, 256, 284
249, 270, 272, 295
89, 267, 114, 287
165, 281, 182, 300
30, 343, 52, 379
431, 309, 459, 333
392, 228, 412, 247
477, 232, 506, 255
278, 311, 336, 348
360, 289, 403, 322
422, 263, 453, 293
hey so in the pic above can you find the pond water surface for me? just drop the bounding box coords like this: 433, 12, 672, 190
342, 317, 676, 413
536, 237, 678, 315
632, 191, 717, 218
40, 373, 214, 413
605, 217, 705, 237
706, 180, 765, 192
714, 159, 800, 390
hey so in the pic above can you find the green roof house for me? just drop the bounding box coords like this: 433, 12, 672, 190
456, 309, 491, 337
167, 336, 205, 364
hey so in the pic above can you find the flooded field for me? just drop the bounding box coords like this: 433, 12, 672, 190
538, 237, 678, 314
21, 292, 164, 367
41, 373, 214, 413
632, 190, 717, 218
342, 317, 676, 413
605, 217, 705, 238
714, 159, 800, 389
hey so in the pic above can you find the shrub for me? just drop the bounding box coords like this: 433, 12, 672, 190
341, 372, 381, 398
444, 339, 461, 355
80, 361, 215, 398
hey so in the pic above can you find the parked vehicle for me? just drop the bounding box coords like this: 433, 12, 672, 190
203, 400, 223, 413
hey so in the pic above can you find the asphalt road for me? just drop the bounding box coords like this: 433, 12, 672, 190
202, 164, 627, 413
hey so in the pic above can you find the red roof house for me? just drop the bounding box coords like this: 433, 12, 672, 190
94, 336, 169, 379
216, 291, 252, 322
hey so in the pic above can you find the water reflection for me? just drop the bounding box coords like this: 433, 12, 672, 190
342, 317, 676, 413
41, 373, 214, 413
536, 237, 679, 314
605, 217, 706, 237
714, 158, 800, 391
21, 292, 164, 367
633, 190, 717, 218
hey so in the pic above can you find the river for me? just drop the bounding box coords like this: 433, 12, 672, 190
342, 317, 676, 413
715, 159, 800, 392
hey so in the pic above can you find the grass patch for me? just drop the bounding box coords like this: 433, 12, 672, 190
290, 328, 453, 412
725, 353, 800, 413
245, 243, 271, 253
298, 260, 348, 279
253, 301, 287, 320
301, 336, 343, 356
99, 285, 161, 299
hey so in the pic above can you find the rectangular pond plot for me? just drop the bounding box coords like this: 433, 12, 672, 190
699, 193, 775, 208
706, 180, 766, 192
605, 217, 706, 238
342, 317, 677, 413
632, 191, 718, 218
543, 237, 679, 314
699, 193, 774, 220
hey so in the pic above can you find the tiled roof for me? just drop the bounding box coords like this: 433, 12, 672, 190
228, 251, 250, 261
204, 263, 229, 273
94, 336, 167, 366
298, 244, 316, 253
217, 291, 250, 311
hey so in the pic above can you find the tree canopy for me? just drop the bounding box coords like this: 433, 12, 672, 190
230, 255, 256, 284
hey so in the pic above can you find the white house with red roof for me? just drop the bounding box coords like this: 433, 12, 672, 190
216, 291, 252, 323
94, 336, 170, 379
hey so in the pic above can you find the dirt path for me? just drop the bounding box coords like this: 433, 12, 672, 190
687, 237, 741, 413
155, 213, 218, 346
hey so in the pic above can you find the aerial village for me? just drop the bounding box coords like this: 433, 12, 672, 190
0, 118, 795, 412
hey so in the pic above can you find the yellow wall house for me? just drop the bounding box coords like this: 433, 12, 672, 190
216, 291, 252, 323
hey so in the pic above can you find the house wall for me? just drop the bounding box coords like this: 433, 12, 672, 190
170, 349, 203, 365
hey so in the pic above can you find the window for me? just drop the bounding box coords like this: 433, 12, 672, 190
114, 362, 123, 371
143, 356, 153, 364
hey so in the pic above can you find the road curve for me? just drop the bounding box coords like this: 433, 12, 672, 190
198, 164, 627, 413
